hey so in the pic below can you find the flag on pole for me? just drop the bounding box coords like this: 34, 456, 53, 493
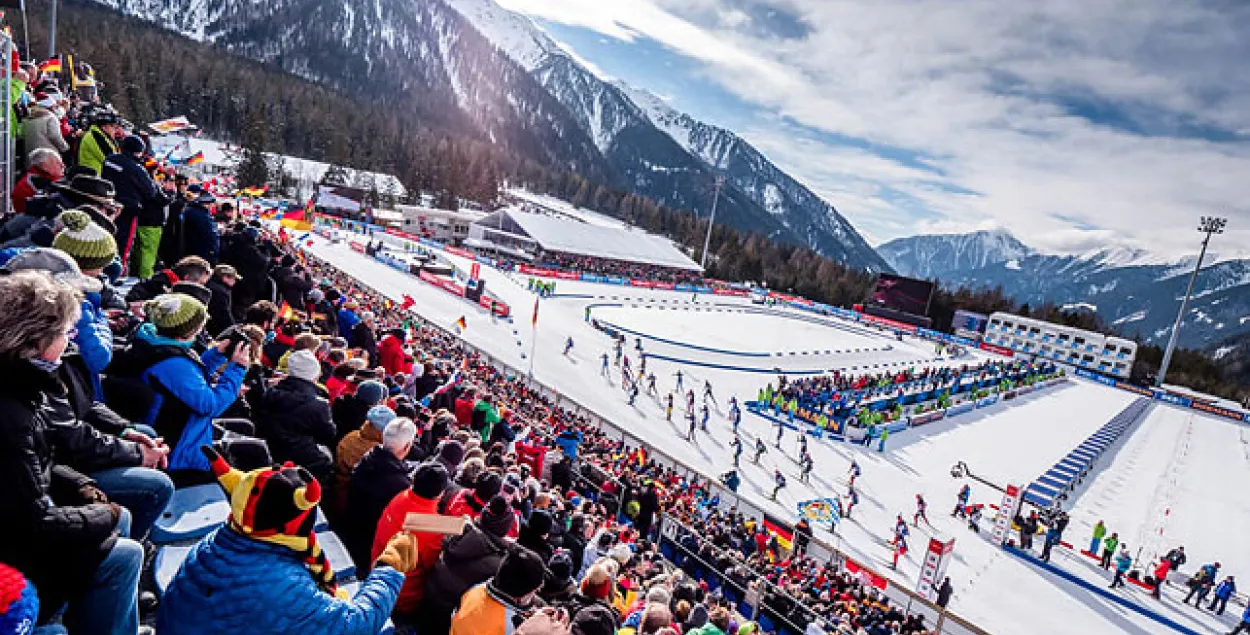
531, 297, 539, 328
400, 295, 415, 310
278, 302, 295, 321
455, 316, 467, 331
184, 151, 205, 166
39, 57, 62, 74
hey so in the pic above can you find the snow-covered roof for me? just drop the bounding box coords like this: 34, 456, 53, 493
479, 209, 701, 272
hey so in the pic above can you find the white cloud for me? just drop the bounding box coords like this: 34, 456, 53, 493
497, 0, 1250, 258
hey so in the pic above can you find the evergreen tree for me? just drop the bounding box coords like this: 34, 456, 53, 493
235, 110, 270, 188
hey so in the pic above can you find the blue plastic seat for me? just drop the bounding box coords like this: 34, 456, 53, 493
154, 544, 194, 596
319, 530, 356, 582
151, 484, 230, 544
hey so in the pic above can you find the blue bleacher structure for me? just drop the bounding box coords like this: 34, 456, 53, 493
1022, 398, 1152, 508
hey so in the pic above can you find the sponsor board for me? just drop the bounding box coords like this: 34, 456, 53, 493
975, 395, 1000, 408
860, 313, 919, 335
1191, 401, 1248, 422
978, 341, 1016, 357
911, 410, 947, 426
348, 241, 366, 253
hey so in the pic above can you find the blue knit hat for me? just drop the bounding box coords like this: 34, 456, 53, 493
355, 380, 386, 406
366, 405, 396, 431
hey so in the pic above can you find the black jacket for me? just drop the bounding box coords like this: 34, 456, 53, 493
421, 524, 511, 622
125, 269, 178, 305
182, 202, 218, 264
256, 377, 335, 479
0, 358, 119, 621
351, 322, 379, 368
100, 152, 170, 226
205, 277, 235, 338
342, 446, 412, 572
331, 391, 373, 443
277, 268, 312, 310
222, 233, 269, 319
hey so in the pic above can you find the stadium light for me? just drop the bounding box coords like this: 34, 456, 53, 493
950, 461, 1007, 495
700, 176, 724, 270
1155, 216, 1227, 387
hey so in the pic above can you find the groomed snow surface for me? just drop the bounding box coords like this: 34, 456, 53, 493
303, 228, 1242, 635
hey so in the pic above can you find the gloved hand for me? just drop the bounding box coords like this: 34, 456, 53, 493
374, 533, 418, 574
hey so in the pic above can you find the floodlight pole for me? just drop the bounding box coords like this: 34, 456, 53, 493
47, 0, 57, 59
700, 176, 723, 269
1156, 216, 1227, 387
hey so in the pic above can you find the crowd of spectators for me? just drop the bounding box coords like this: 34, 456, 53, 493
532, 251, 703, 285
0, 51, 957, 635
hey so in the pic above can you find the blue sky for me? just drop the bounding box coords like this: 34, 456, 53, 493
494, 0, 1250, 259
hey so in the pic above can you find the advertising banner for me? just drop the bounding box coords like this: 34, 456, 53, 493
992, 484, 1022, 546
916, 536, 956, 601
911, 410, 947, 426
444, 246, 475, 259
860, 313, 919, 335
978, 341, 1016, 357
477, 295, 511, 317
418, 270, 465, 296
349, 241, 366, 253
1191, 401, 1247, 422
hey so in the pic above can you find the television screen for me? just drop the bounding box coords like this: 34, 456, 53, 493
869, 273, 934, 317
952, 310, 989, 334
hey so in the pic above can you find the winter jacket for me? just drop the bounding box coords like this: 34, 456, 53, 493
377, 334, 413, 376
76, 125, 119, 175
555, 428, 583, 461
182, 202, 219, 264
0, 357, 120, 621
1115, 553, 1132, 573
1241, 604, 1250, 624
205, 277, 235, 338
126, 269, 180, 305
156, 526, 403, 635
343, 447, 412, 573
450, 582, 530, 635
1165, 548, 1187, 569
106, 325, 246, 474
256, 377, 335, 480
372, 490, 445, 614
334, 423, 384, 515
1215, 579, 1237, 599
223, 235, 270, 318
337, 307, 360, 341
351, 321, 379, 368
74, 291, 115, 401
10, 166, 56, 217
23, 107, 69, 155
332, 392, 374, 442
1102, 535, 1119, 554
422, 523, 510, 627
454, 396, 475, 429
1092, 522, 1106, 541
101, 152, 169, 227
687, 624, 727, 635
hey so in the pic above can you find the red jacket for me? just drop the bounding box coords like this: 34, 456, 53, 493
454, 397, 475, 429
372, 490, 444, 615
377, 334, 413, 377
443, 489, 519, 539
11, 168, 52, 215
326, 375, 351, 403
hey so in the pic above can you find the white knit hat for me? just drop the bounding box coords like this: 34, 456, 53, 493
287, 350, 321, 383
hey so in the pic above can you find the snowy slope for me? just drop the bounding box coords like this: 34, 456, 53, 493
298, 223, 1222, 635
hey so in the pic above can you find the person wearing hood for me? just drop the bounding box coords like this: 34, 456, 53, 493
351, 310, 379, 368
540, 551, 577, 604
181, 184, 219, 264
255, 349, 335, 481
332, 378, 386, 442
377, 327, 414, 376
10, 148, 64, 217
46, 214, 120, 402
343, 417, 416, 571
371, 462, 450, 616
24, 95, 69, 156
337, 300, 361, 341
76, 111, 123, 176
421, 495, 518, 634
106, 293, 249, 484
444, 470, 503, 521
519, 508, 555, 564
101, 135, 170, 276
450, 548, 548, 635
333, 404, 395, 513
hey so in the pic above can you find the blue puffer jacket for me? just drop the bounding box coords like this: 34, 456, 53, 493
158, 527, 403, 635
75, 293, 113, 402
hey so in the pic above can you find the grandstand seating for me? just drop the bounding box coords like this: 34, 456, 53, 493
1022, 397, 1152, 508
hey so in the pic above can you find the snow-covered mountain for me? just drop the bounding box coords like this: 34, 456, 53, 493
877, 229, 1034, 280
445, 0, 889, 271
881, 229, 1250, 348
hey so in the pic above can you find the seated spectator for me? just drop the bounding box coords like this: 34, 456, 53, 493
449, 547, 547, 635
10, 147, 64, 216
0, 270, 145, 633
24, 96, 70, 158
372, 461, 449, 616
334, 404, 395, 508
332, 378, 385, 442
205, 264, 239, 337
256, 349, 335, 481
420, 495, 517, 633
686, 606, 731, 635
106, 293, 249, 484
157, 447, 417, 634
47, 212, 122, 398
125, 255, 211, 305
342, 417, 417, 571
351, 310, 379, 368
326, 359, 357, 403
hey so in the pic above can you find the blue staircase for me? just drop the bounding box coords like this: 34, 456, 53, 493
1023, 397, 1151, 508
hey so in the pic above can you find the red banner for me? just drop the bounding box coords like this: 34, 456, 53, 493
860, 313, 918, 335
418, 270, 465, 296
348, 241, 366, 253
713, 288, 749, 297
445, 246, 475, 259
384, 227, 422, 242
477, 294, 511, 317
978, 341, 1015, 358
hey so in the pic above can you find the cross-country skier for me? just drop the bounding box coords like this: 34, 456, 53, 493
615, 345, 623, 366
628, 382, 640, 406
848, 459, 861, 486
753, 437, 767, 464
635, 337, 644, 353
686, 410, 697, 441
845, 484, 859, 519
730, 404, 741, 434
799, 452, 813, 484
564, 336, 574, 356
952, 484, 971, 518
647, 373, 658, 395
700, 404, 710, 431
600, 353, 610, 376
622, 354, 632, 373
730, 435, 743, 467
674, 369, 684, 393
770, 470, 787, 500
890, 525, 909, 570
914, 494, 930, 528
639, 355, 647, 376
703, 380, 717, 406
686, 389, 696, 413
665, 393, 674, 422
774, 420, 785, 448
895, 514, 911, 540
728, 396, 739, 416
799, 433, 808, 457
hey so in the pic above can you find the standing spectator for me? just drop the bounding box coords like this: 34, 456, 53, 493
158, 174, 188, 266
11, 148, 64, 215
377, 328, 413, 376
205, 264, 240, 337
125, 255, 211, 305
181, 185, 219, 264
372, 462, 450, 615
1111, 548, 1132, 589
0, 270, 145, 634
256, 350, 336, 481
23, 95, 70, 156
937, 576, 954, 608
351, 310, 379, 368
420, 496, 517, 634
157, 447, 416, 634
342, 417, 417, 571
75, 110, 123, 176
101, 136, 169, 276
1210, 576, 1236, 615
450, 548, 547, 635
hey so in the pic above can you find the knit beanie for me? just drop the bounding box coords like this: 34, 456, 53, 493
287, 350, 321, 383
411, 462, 449, 499
548, 551, 574, 585
492, 548, 546, 601
474, 471, 503, 503
526, 509, 554, 536
570, 602, 618, 635
366, 405, 397, 431
53, 209, 117, 271
121, 135, 146, 156
0, 562, 38, 634
479, 495, 516, 537
145, 293, 208, 340
436, 439, 465, 472
170, 281, 212, 307
355, 380, 386, 406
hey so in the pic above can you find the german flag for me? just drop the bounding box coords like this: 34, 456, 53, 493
185, 151, 205, 166
39, 57, 62, 74
455, 316, 467, 331
280, 207, 312, 231
762, 512, 794, 551
278, 301, 295, 321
